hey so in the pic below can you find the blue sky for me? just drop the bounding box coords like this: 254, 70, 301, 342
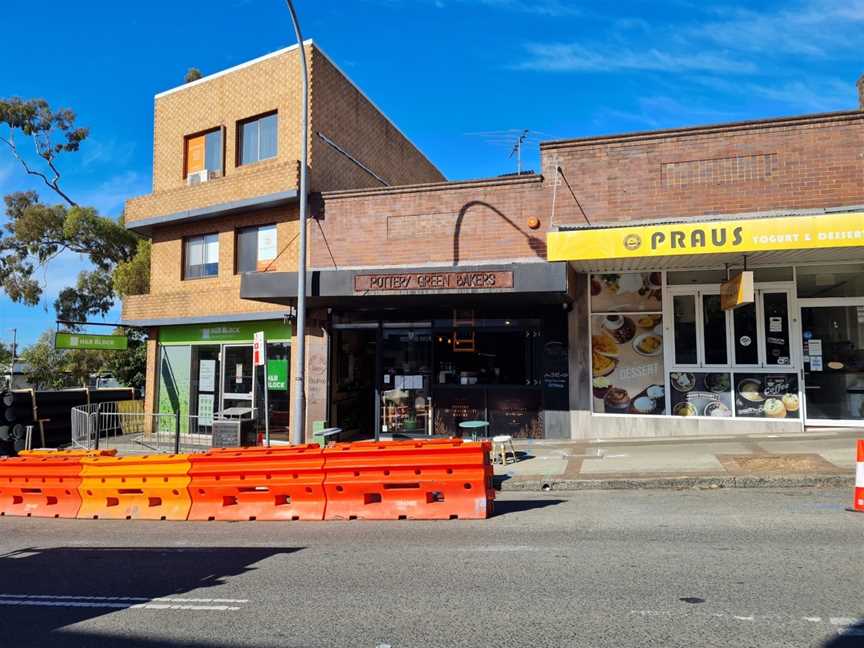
1, 0, 862, 348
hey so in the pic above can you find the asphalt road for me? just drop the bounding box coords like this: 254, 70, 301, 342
0, 488, 861, 648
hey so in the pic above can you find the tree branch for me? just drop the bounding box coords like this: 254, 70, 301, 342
0, 133, 77, 207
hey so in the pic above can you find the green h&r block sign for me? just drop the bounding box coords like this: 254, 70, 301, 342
55, 332, 128, 351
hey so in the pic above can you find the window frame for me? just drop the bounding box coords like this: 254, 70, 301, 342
183, 233, 220, 280
666, 282, 797, 370
183, 126, 224, 179
236, 111, 278, 167
234, 223, 278, 274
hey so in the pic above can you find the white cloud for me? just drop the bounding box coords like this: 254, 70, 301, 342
81, 137, 137, 168
514, 43, 757, 74
74, 170, 149, 217
598, 95, 744, 130
514, 0, 864, 76
695, 0, 864, 57
696, 76, 857, 113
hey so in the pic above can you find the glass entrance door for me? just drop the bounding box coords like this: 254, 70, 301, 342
800, 304, 864, 424
221, 344, 255, 415
380, 327, 433, 437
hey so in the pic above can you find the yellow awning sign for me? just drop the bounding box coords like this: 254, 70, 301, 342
547, 212, 864, 261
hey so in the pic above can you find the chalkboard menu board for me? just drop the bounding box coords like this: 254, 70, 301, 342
542, 340, 569, 410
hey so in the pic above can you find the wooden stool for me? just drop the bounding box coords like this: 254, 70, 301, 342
491, 435, 517, 465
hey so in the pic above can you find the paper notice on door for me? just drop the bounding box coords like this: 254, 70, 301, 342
808, 339, 823, 356
810, 356, 823, 371
769, 316, 783, 333
198, 393, 214, 426
235, 363, 244, 384
383, 374, 391, 384
199, 359, 216, 392
394, 375, 404, 390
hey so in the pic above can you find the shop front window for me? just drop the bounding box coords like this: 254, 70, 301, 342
590, 273, 666, 415
797, 263, 864, 298
702, 294, 728, 365
732, 303, 758, 365
673, 295, 697, 365
265, 342, 291, 439
668, 282, 797, 418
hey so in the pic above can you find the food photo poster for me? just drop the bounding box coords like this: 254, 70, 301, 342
590, 272, 666, 415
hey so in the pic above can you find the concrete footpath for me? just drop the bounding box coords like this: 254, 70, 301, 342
495, 428, 862, 491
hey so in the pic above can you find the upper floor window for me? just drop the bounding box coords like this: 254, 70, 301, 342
185, 128, 222, 178
184, 233, 219, 279
236, 224, 277, 273
238, 112, 277, 165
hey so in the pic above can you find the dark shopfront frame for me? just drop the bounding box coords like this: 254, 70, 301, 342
328, 306, 571, 440
240, 261, 574, 440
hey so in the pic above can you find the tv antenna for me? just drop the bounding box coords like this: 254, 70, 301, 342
509, 129, 530, 174
464, 128, 555, 175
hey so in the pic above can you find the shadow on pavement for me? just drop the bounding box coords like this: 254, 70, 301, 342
493, 499, 566, 516
823, 619, 864, 647
0, 546, 301, 648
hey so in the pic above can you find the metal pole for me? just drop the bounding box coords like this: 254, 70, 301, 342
263, 344, 270, 447
285, 0, 309, 445
174, 410, 181, 454
8, 329, 16, 390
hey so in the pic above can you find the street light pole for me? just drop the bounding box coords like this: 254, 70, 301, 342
7, 329, 16, 391
285, 0, 309, 445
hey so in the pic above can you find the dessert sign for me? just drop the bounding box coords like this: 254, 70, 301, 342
590, 272, 666, 415
591, 314, 665, 415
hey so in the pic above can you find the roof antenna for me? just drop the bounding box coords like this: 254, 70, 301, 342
509, 129, 530, 174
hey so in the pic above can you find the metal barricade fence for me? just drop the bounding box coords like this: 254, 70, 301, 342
70, 401, 217, 454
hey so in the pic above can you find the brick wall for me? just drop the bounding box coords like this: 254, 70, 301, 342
312, 175, 546, 269
126, 41, 443, 225
309, 48, 445, 190
542, 111, 864, 226
122, 204, 299, 322
126, 161, 299, 224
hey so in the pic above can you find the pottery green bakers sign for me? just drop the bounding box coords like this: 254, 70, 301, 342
158, 319, 292, 345
55, 332, 128, 351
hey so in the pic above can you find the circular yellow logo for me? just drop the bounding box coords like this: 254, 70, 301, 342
623, 234, 642, 251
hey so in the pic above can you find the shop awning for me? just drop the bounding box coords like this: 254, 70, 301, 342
547, 210, 864, 272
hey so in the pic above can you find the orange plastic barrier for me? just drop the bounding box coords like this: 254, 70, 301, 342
19, 449, 117, 457
0, 454, 84, 518
854, 440, 863, 513
187, 445, 326, 521
322, 439, 494, 520
77, 454, 192, 520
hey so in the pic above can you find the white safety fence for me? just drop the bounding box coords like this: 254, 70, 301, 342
71, 401, 216, 454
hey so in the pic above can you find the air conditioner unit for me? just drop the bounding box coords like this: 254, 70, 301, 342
187, 170, 208, 186
187, 169, 220, 186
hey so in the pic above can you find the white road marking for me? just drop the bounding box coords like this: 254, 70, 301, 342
0, 593, 247, 603
830, 617, 856, 626
630, 610, 861, 627
0, 593, 248, 611
0, 600, 241, 611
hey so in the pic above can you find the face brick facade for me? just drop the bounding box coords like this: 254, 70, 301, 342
542, 112, 864, 228
123, 38, 864, 442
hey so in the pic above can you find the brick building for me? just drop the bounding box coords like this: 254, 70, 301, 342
125, 41, 864, 442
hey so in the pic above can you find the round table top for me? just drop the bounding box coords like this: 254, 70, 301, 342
458, 420, 489, 429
